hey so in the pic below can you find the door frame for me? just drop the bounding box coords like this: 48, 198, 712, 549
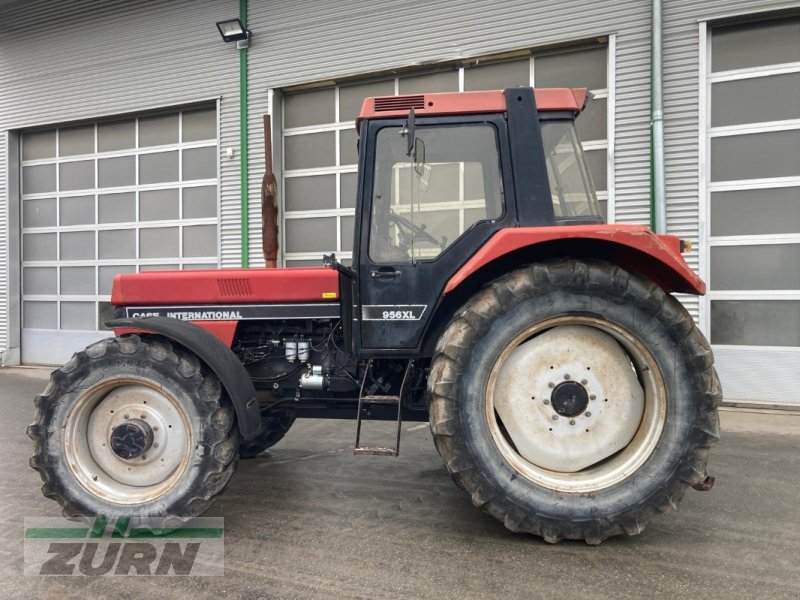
698, 19, 800, 405
352, 113, 519, 356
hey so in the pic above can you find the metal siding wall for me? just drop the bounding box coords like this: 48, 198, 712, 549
662, 0, 799, 321
3, 0, 793, 356
244, 0, 654, 268
0, 0, 241, 357
0, 133, 7, 354
246, 67, 266, 268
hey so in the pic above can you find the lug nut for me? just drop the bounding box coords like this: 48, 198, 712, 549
141, 454, 147, 460
569, 419, 576, 425
140, 414, 146, 419
551, 415, 558, 421
123, 414, 129, 420
590, 395, 596, 401
564, 374, 571, 380
153, 442, 159, 448
548, 382, 555, 388
581, 379, 588, 385
153, 426, 159, 431
543, 399, 550, 405
585, 412, 592, 417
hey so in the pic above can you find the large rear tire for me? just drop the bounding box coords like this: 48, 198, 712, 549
428, 260, 720, 544
28, 334, 239, 520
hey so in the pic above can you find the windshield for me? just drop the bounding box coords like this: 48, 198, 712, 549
369, 124, 503, 264
541, 121, 603, 221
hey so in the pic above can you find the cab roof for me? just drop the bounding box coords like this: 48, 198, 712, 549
356, 88, 589, 128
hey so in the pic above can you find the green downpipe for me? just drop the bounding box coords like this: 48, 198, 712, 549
239, 0, 249, 267
649, 86, 655, 231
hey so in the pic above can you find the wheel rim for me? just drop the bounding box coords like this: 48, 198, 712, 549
64, 377, 193, 505
486, 317, 667, 493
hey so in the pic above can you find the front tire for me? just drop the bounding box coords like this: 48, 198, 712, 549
428, 260, 720, 544
239, 409, 296, 458
28, 334, 239, 520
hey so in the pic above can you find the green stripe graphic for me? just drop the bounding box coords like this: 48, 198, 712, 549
112, 516, 131, 538
25, 528, 88, 538
89, 516, 108, 538
26, 516, 222, 539
127, 528, 224, 539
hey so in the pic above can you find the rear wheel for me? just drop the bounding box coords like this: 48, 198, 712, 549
28, 335, 239, 520
428, 260, 720, 544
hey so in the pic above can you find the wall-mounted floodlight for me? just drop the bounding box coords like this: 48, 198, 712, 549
216, 18, 251, 48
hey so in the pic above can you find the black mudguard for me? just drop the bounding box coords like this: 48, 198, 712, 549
107, 317, 262, 440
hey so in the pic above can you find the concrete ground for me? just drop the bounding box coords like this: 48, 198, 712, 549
1, 367, 799, 600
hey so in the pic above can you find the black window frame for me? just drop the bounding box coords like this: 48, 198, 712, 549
366, 120, 508, 265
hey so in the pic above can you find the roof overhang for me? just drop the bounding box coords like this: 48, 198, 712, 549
356, 88, 589, 128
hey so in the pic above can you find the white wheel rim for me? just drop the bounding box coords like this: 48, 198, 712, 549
64, 377, 193, 505
486, 316, 667, 493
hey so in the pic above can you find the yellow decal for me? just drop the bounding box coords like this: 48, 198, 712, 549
322, 292, 338, 299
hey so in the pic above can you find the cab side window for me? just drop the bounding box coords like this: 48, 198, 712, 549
369, 124, 503, 263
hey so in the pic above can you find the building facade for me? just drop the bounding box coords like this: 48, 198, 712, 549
1, 0, 798, 406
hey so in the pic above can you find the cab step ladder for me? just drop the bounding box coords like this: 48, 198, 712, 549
354, 359, 413, 456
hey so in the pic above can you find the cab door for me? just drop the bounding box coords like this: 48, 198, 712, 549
355, 115, 514, 353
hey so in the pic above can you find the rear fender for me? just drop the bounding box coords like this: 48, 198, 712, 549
107, 316, 261, 440
420, 225, 705, 355
445, 225, 705, 296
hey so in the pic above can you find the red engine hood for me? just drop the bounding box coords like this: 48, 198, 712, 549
110, 267, 340, 306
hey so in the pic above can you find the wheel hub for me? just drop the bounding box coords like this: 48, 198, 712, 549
110, 419, 154, 459
64, 382, 193, 499
492, 324, 646, 473
550, 381, 589, 417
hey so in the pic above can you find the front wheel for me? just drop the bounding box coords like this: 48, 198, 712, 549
28, 335, 239, 520
239, 409, 296, 458
428, 260, 720, 544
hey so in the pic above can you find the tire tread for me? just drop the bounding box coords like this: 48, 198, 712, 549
27, 335, 239, 520
428, 259, 721, 544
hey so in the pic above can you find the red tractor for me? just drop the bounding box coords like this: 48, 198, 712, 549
28, 87, 719, 544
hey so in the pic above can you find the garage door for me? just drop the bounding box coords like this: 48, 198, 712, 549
280, 43, 611, 267
21, 106, 219, 364
704, 17, 800, 405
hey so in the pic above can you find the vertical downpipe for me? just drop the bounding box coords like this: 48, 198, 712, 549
239, 0, 250, 267
652, 0, 667, 234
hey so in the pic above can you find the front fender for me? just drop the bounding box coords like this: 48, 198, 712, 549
107, 316, 261, 441
445, 225, 705, 296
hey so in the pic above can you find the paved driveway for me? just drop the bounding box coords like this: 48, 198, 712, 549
1, 367, 798, 599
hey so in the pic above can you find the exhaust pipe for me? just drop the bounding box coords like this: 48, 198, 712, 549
262, 115, 279, 268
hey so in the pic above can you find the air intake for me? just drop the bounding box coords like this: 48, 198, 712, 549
374, 95, 425, 112
217, 278, 253, 297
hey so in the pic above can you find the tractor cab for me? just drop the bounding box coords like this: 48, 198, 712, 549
350, 87, 604, 353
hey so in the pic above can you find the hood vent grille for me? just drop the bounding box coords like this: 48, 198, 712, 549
218, 278, 253, 297
374, 95, 425, 112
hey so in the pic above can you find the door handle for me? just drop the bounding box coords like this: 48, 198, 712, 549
370, 267, 400, 280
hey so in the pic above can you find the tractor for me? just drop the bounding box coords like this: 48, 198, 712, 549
28, 87, 720, 544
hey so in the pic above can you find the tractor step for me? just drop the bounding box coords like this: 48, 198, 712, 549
353, 447, 397, 456
354, 359, 414, 457
359, 395, 400, 405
